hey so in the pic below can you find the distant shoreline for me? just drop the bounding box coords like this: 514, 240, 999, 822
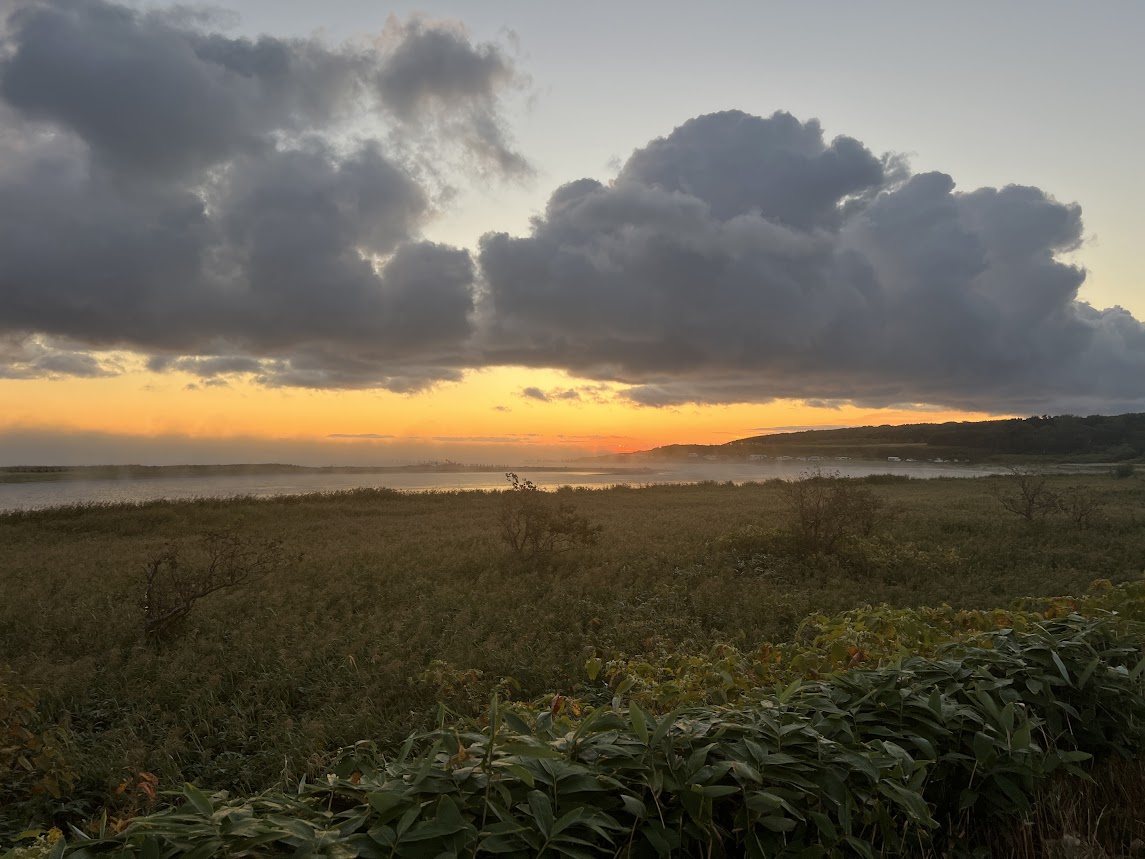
0, 463, 656, 485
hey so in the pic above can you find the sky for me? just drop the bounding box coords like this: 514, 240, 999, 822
1, 0, 1143, 465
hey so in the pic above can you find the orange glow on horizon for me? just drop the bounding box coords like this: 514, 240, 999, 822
1, 364, 1012, 460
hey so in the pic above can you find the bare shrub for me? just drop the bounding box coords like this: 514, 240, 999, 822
142, 531, 295, 640
1054, 487, 1105, 529
499, 473, 602, 560
992, 468, 1059, 522
779, 471, 894, 555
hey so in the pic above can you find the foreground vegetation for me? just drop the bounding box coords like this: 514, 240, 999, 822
3, 472, 1145, 854
25, 594, 1145, 857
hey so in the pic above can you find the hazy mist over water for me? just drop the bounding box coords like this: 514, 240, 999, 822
0, 461, 1004, 512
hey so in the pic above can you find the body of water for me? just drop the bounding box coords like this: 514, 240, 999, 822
0, 461, 1005, 512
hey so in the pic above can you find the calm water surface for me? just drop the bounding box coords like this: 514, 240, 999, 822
0, 461, 1004, 512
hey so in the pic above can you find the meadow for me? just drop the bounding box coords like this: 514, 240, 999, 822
2, 471, 1145, 855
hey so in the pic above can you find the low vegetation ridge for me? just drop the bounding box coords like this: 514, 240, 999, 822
630, 412, 1145, 464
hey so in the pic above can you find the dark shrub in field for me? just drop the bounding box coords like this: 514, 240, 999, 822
778, 471, 895, 555
499, 473, 602, 560
141, 530, 296, 640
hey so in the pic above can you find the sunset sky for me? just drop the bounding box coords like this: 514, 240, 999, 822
1, 1, 1143, 465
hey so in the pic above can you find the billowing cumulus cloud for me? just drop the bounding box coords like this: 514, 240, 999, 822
0, 0, 521, 390
479, 110, 1145, 413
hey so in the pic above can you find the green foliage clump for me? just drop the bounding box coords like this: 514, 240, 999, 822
0, 828, 62, 859
0, 671, 76, 835
59, 612, 1145, 858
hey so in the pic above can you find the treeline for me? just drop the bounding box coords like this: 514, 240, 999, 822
641, 413, 1145, 462
742, 413, 1145, 456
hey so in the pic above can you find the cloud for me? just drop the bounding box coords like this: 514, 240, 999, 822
0, 1, 527, 180
327, 433, 397, 439
1, 0, 369, 179
148, 355, 264, 377
376, 15, 531, 177
555, 433, 633, 442
749, 425, 851, 434
516, 384, 613, 404
0, 334, 118, 379
619, 109, 888, 230
430, 435, 534, 443
0, 0, 521, 391
2, 4, 1142, 422
0, 427, 597, 468
478, 109, 1145, 413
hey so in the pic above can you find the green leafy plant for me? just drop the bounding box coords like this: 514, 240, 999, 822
0, 670, 76, 833
59, 612, 1145, 858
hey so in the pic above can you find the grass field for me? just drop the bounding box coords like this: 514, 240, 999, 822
2, 472, 1145, 852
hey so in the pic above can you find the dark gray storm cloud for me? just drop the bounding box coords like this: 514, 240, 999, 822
0, 0, 367, 178
376, 16, 530, 177
0, 334, 118, 379
0, 0, 520, 390
479, 110, 1145, 413
619, 110, 889, 229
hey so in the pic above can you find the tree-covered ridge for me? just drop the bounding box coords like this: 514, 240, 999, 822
642, 413, 1145, 462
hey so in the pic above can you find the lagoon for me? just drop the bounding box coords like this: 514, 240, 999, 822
0, 460, 1004, 511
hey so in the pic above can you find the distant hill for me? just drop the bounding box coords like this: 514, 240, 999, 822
629, 413, 1145, 464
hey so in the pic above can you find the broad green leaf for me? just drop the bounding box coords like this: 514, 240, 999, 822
630, 706, 649, 745
181, 783, 214, 818
527, 790, 554, 838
